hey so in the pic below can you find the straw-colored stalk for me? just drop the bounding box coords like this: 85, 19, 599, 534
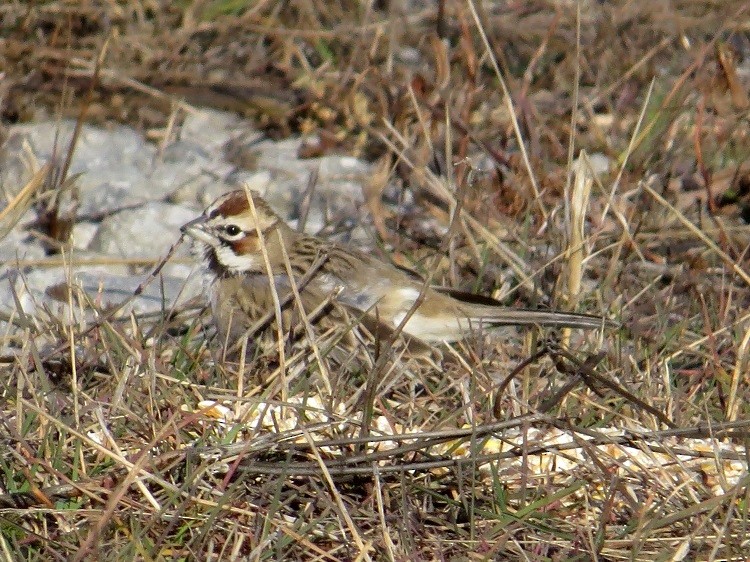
564, 151, 593, 347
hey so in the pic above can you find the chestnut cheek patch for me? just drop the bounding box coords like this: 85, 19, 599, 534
230, 232, 260, 256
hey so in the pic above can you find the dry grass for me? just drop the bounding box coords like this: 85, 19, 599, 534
2, 0, 750, 560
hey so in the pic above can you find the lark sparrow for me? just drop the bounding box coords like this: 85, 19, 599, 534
181, 189, 609, 361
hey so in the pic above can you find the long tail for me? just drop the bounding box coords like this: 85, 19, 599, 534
477, 307, 615, 330
438, 287, 615, 330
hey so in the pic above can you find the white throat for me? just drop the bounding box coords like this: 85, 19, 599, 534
214, 245, 260, 273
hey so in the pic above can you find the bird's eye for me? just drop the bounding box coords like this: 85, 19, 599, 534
224, 224, 242, 237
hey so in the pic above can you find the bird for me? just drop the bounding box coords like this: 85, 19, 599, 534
181, 189, 610, 368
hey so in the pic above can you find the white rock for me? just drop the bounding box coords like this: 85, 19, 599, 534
0, 227, 46, 263
3, 120, 151, 178
0, 267, 201, 322
88, 202, 194, 259
71, 222, 99, 250
181, 108, 261, 152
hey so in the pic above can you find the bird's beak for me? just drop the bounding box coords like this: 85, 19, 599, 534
181, 216, 217, 246
180, 215, 205, 235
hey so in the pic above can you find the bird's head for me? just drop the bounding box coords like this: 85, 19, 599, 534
181, 189, 282, 275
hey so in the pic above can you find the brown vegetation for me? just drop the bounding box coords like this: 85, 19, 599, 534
2, 1, 750, 559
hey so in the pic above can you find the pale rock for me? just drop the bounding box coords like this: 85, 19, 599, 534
88, 202, 194, 259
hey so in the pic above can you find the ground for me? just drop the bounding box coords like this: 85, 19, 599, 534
1, 1, 750, 560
